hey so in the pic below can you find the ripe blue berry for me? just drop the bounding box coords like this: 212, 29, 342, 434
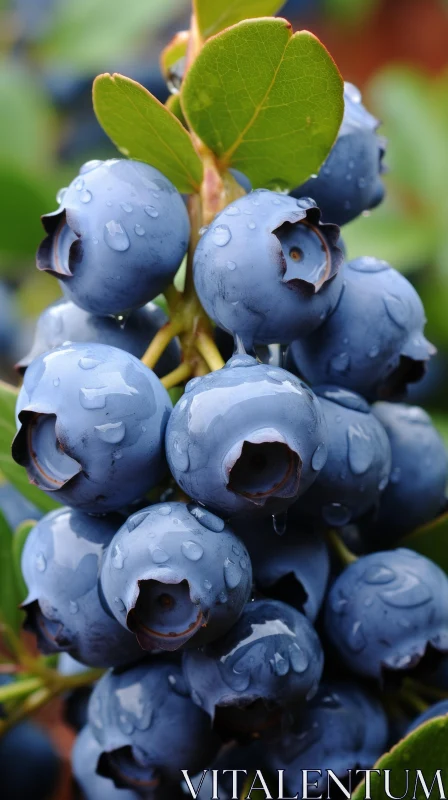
100, 502, 252, 651
365, 403, 448, 543
289, 257, 435, 401
325, 549, 448, 680
183, 598, 324, 733
166, 356, 327, 519
295, 386, 391, 526
233, 518, 330, 621
12, 342, 172, 513
16, 298, 180, 379
73, 726, 140, 800
193, 191, 343, 349
37, 159, 190, 316
291, 82, 387, 226
88, 659, 220, 790
406, 700, 448, 734
265, 681, 388, 795
0, 721, 60, 800
21, 507, 143, 667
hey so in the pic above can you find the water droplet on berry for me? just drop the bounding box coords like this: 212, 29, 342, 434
204, 580, 212, 590
191, 690, 203, 706
56, 187, 67, 204
226, 260, 236, 270
247, 220, 256, 230
36, 553, 46, 572
120, 202, 133, 213
181, 541, 204, 561
330, 352, 350, 373
158, 505, 172, 516
225, 205, 240, 216
188, 505, 225, 532
104, 220, 130, 251
240, 557, 248, 570
378, 474, 389, 491
170, 435, 190, 472
390, 466, 401, 484
134, 224, 145, 236
111, 544, 125, 569
358, 177, 366, 188
369, 344, 380, 358
80, 190, 92, 203
272, 511, 288, 535
78, 357, 101, 370
94, 421, 126, 444
74, 178, 84, 191
311, 443, 327, 471
224, 558, 242, 589
271, 652, 289, 676
212, 225, 231, 246
364, 565, 396, 584
151, 547, 170, 563
53, 378, 60, 387
322, 503, 351, 526
347, 424, 373, 475
348, 620, 366, 652
383, 294, 407, 328
69, 600, 78, 614
114, 597, 126, 613
80, 160, 103, 174
289, 642, 309, 673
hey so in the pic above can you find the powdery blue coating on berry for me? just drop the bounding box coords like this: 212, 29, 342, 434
16, 299, 180, 379
100, 502, 252, 651
166, 357, 327, 519
368, 402, 448, 542
193, 190, 343, 348
12, 342, 172, 513
37, 159, 190, 316
291, 82, 386, 226
73, 726, 139, 800
295, 386, 391, 526
183, 598, 324, 721
266, 681, 388, 796
233, 518, 330, 622
325, 548, 448, 680
88, 659, 219, 788
20, 507, 143, 668
289, 258, 435, 402
406, 700, 448, 734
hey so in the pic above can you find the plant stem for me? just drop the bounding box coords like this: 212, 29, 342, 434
0, 687, 52, 737
141, 320, 184, 370
326, 530, 358, 566
195, 331, 225, 371
161, 362, 192, 389
0, 676, 42, 704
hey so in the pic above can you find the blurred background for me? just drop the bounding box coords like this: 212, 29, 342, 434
0, 1, 447, 793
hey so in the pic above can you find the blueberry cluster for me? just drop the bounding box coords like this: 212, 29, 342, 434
12, 84, 448, 800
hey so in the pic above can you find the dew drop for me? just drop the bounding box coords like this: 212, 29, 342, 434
247, 220, 256, 230
53, 378, 60, 387
188, 504, 225, 532
322, 503, 351, 527
111, 544, 125, 569
114, 597, 126, 613
227, 260, 236, 271
364, 565, 396, 584
36, 553, 46, 572
289, 642, 309, 673
69, 600, 79, 615
223, 558, 242, 589
225, 205, 241, 216
383, 294, 407, 328
271, 652, 289, 676
80, 189, 92, 203
347, 424, 373, 475
212, 225, 231, 246
134, 224, 145, 236
240, 557, 248, 570
152, 547, 170, 564
56, 187, 67, 204
103, 220, 130, 252
390, 466, 401, 484
79, 159, 103, 174
78, 357, 101, 370
311, 443, 327, 471
181, 541, 204, 561
272, 511, 288, 535
120, 202, 133, 213
348, 620, 366, 653
369, 344, 379, 358
232, 545, 241, 556
330, 352, 350, 373
191, 690, 203, 706
94, 422, 126, 444
74, 178, 84, 191
378, 474, 389, 491
158, 505, 172, 516
204, 580, 212, 590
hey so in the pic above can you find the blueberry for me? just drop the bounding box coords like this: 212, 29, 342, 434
87, 658, 220, 790
0, 484, 41, 529
165, 356, 327, 519
265, 681, 388, 796
100, 502, 252, 651
21, 507, 144, 667
233, 517, 330, 621
193, 191, 343, 349
73, 725, 185, 800
294, 386, 391, 526
0, 721, 60, 800
406, 700, 448, 734
16, 298, 180, 379
183, 598, 324, 734
37, 159, 190, 316
363, 403, 448, 544
325, 548, 448, 680
289, 257, 435, 401
291, 82, 387, 226
12, 342, 172, 513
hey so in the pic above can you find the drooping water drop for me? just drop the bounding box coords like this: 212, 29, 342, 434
151, 547, 170, 564
369, 344, 379, 358
111, 544, 125, 569
311, 443, 327, 471
204, 580, 212, 591
227, 260, 236, 270
74, 178, 84, 191
69, 600, 79, 615
347, 424, 373, 475
390, 466, 401, 484
188, 504, 225, 532
56, 187, 67, 204
348, 620, 366, 653
36, 553, 46, 572
383, 295, 407, 328
78, 357, 101, 370
225, 206, 241, 216
247, 220, 256, 230
330, 352, 350, 373
158, 505, 172, 516
271, 652, 289, 676
103, 220, 130, 252
181, 540, 204, 561
223, 558, 242, 589
289, 642, 309, 673
80, 190, 92, 203
322, 503, 351, 527
94, 422, 126, 444
79, 159, 103, 174
364, 565, 396, 585
120, 202, 133, 213
134, 224, 145, 236
212, 225, 231, 246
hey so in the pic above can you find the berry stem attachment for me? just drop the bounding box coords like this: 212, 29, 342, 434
195, 331, 225, 372
161, 362, 193, 389
326, 530, 358, 566
141, 319, 185, 371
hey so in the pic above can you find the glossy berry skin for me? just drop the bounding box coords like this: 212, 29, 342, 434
325, 549, 448, 680
88, 659, 220, 790
0, 721, 60, 800
37, 159, 190, 316
73, 726, 184, 800
193, 191, 343, 349
101, 502, 252, 652
295, 386, 391, 527
406, 700, 448, 734
266, 681, 388, 795
291, 82, 387, 226
289, 257, 435, 401
12, 342, 172, 514
16, 299, 180, 379
166, 356, 327, 519
21, 507, 144, 667
365, 403, 448, 544
233, 518, 330, 622
183, 598, 324, 729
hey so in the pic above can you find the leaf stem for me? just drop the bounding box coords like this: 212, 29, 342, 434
0, 676, 42, 704
326, 530, 358, 567
195, 331, 225, 372
141, 319, 184, 370
161, 362, 193, 389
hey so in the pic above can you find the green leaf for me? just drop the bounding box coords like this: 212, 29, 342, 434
0, 511, 23, 635
352, 716, 448, 800
13, 521, 36, 605
0, 381, 59, 514
93, 73, 203, 194
165, 93, 188, 127
181, 18, 343, 190
401, 512, 448, 574
194, 0, 286, 39
160, 31, 189, 84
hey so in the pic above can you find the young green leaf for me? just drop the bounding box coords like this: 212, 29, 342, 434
13, 521, 36, 605
194, 0, 286, 39
0, 380, 59, 514
401, 512, 448, 574
352, 715, 448, 800
182, 18, 344, 190
0, 511, 23, 636
160, 30, 189, 86
93, 73, 203, 193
